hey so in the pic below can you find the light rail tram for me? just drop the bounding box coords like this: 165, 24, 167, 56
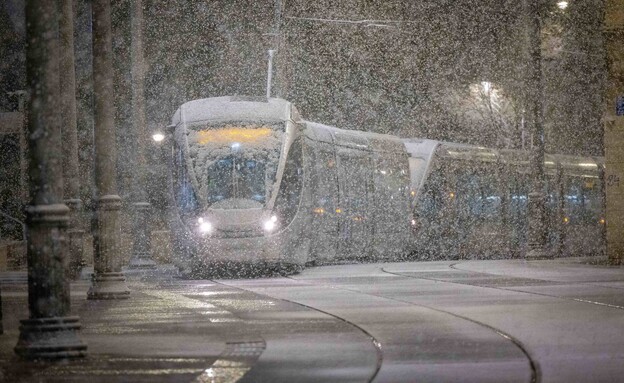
166, 96, 605, 277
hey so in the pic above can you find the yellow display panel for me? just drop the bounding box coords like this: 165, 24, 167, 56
196, 126, 273, 145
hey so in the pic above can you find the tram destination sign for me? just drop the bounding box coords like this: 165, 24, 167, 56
617, 95, 624, 116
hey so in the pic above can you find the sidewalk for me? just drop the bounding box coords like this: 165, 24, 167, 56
0, 266, 378, 383
0, 269, 255, 383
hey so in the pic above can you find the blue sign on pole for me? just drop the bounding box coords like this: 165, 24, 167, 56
617, 95, 624, 116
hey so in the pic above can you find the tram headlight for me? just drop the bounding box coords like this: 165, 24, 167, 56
264, 215, 278, 232
198, 220, 212, 234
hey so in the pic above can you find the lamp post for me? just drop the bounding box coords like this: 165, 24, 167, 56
525, 0, 549, 259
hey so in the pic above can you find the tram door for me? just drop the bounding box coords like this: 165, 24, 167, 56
336, 147, 373, 260
371, 149, 411, 259
307, 140, 340, 263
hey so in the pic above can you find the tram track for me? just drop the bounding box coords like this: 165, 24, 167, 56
449, 261, 624, 292
213, 278, 384, 383
284, 273, 538, 383
444, 262, 624, 310
372, 260, 624, 382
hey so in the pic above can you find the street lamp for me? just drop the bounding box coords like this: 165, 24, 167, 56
152, 132, 165, 142
481, 81, 492, 94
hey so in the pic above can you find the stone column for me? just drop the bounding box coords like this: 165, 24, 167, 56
127, 0, 156, 269
14, 0, 87, 358
59, 0, 85, 279
603, 0, 624, 265
87, 0, 130, 299
525, 0, 549, 259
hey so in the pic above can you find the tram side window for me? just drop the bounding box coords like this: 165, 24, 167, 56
479, 168, 501, 221
374, 154, 408, 228
453, 163, 501, 222
583, 177, 602, 222
313, 146, 339, 213
456, 168, 480, 220
509, 171, 529, 220
542, 175, 557, 232
564, 177, 584, 223
565, 176, 601, 224
274, 138, 303, 225
415, 161, 446, 221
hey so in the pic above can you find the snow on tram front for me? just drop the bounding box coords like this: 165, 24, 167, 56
169, 96, 307, 276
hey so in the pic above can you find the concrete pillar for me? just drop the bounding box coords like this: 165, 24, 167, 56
87, 0, 130, 299
127, 0, 156, 269
59, 0, 85, 279
603, 0, 624, 265
525, 0, 549, 259
14, 0, 87, 358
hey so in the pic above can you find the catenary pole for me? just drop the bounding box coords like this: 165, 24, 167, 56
525, 0, 549, 259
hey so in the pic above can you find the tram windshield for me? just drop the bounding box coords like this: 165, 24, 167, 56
186, 121, 285, 209
207, 157, 267, 205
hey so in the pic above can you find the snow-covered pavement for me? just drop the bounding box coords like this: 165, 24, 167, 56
2, 257, 624, 382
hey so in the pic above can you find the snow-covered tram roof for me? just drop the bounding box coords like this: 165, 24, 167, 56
304, 120, 406, 151
170, 96, 300, 126
431, 141, 603, 177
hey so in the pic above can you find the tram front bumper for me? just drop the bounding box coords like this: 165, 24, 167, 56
195, 234, 282, 263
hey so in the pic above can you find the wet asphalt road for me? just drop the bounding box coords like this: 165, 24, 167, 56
2, 258, 624, 382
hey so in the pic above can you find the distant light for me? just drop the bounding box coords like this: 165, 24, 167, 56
313, 207, 325, 214
449, 192, 456, 199
557, 1, 568, 10
481, 81, 491, 93
335, 208, 342, 214
410, 190, 416, 197
411, 219, 417, 226
152, 133, 165, 142
231, 142, 241, 150
264, 219, 276, 231
563, 217, 569, 223
578, 163, 598, 167
198, 217, 204, 223
270, 215, 278, 223
599, 218, 606, 225
199, 221, 212, 233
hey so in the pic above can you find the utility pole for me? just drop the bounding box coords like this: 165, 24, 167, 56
127, 0, 156, 269
88, 0, 130, 299
14, 0, 87, 358
525, 0, 550, 259
266, 49, 276, 99
59, 0, 85, 278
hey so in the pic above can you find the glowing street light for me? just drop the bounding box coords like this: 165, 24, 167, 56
152, 132, 165, 142
557, 1, 568, 9
481, 81, 492, 94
